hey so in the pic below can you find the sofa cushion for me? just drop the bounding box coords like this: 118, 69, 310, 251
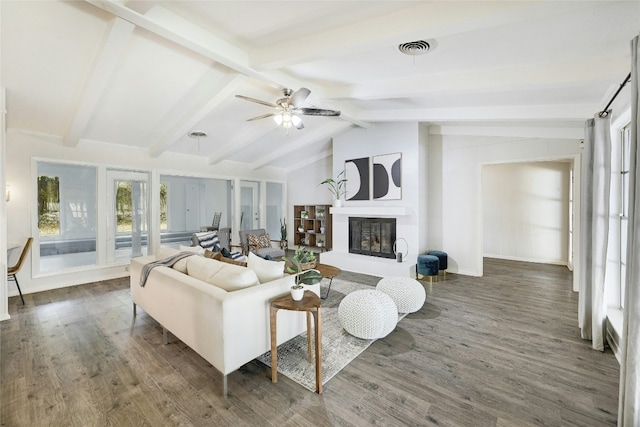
256, 247, 285, 258
186, 256, 259, 291
180, 245, 205, 255
156, 246, 179, 260
156, 246, 197, 274
247, 252, 285, 284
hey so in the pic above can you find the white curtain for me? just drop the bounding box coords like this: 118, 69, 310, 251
579, 112, 612, 351
618, 34, 640, 427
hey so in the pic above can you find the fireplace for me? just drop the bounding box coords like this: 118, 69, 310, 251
349, 217, 396, 259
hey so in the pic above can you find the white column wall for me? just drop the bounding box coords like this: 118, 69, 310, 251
322, 122, 423, 277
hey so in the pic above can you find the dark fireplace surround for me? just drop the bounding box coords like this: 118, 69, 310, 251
349, 217, 396, 259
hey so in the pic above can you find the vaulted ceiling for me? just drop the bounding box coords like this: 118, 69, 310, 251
2, 1, 638, 171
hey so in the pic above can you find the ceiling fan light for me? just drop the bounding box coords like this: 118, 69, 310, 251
291, 114, 302, 127
273, 113, 283, 125
281, 111, 293, 128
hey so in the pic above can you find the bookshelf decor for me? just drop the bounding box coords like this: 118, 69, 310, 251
293, 204, 332, 250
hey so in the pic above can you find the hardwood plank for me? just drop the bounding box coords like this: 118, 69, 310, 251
1, 259, 619, 426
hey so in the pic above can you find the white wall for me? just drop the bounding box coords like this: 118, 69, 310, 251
482, 161, 571, 264
4, 130, 286, 300
0, 87, 8, 320
428, 131, 581, 276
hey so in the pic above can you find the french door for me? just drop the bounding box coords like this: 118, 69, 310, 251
240, 180, 260, 230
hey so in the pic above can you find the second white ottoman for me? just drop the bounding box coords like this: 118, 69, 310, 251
376, 276, 426, 313
338, 289, 398, 339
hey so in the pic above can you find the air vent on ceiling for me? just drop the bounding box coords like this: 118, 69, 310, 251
398, 40, 431, 56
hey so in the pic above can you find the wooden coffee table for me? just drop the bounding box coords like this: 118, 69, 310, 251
314, 263, 341, 299
270, 291, 322, 393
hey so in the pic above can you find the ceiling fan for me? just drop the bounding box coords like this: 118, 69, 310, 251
235, 87, 340, 130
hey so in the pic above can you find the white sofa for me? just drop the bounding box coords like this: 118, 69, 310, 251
129, 248, 319, 396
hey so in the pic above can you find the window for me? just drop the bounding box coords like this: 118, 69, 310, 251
619, 124, 630, 308
160, 183, 167, 231
37, 162, 97, 272
38, 176, 60, 236
159, 175, 231, 247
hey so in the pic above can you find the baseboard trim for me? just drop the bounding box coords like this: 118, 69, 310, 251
606, 311, 622, 364
484, 254, 568, 267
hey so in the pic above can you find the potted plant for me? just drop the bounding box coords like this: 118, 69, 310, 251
283, 246, 317, 272
279, 218, 288, 250
320, 169, 347, 207
284, 248, 322, 301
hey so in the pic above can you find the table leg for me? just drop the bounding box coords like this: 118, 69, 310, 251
270, 306, 278, 383
314, 308, 322, 394
306, 311, 312, 362
321, 276, 334, 299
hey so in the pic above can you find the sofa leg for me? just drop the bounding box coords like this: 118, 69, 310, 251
163, 327, 168, 345
223, 375, 228, 398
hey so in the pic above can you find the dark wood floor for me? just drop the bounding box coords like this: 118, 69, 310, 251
1, 259, 619, 426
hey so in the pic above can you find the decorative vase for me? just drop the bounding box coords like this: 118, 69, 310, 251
298, 226, 304, 232
280, 240, 288, 251
334, 198, 342, 208
320, 226, 325, 234
291, 285, 304, 301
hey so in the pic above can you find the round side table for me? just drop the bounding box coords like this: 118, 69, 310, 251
269, 291, 323, 394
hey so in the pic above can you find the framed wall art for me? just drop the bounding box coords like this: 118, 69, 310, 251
345, 157, 370, 201
372, 153, 401, 200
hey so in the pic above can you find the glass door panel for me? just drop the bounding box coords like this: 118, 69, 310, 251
240, 180, 260, 230
107, 170, 150, 263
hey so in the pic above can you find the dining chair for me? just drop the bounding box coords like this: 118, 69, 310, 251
7, 237, 33, 305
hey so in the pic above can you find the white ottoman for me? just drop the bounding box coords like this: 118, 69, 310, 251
338, 289, 398, 339
376, 276, 426, 314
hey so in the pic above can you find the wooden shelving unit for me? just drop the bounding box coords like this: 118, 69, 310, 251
293, 204, 332, 251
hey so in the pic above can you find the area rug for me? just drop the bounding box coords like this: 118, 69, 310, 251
257, 277, 405, 392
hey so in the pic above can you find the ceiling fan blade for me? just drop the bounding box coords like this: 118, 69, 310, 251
289, 87, 311, 107
235, 94, 277, 108
300, 107, 341, 117
247, 113, 275, 121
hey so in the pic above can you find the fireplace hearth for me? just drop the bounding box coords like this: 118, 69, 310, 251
349, 217, 396, 259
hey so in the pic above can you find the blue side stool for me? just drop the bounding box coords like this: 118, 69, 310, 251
416, 254, 439, 282
428, 250, 448, 276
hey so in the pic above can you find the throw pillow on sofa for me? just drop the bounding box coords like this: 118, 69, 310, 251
193, 231, 221, 251
205, 249, 247, 267
247, 252, 285, 284
186, 256, 259, 291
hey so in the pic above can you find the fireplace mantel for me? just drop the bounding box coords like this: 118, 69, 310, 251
330, 206, 412, 217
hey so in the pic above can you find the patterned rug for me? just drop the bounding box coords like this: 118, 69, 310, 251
257, 277, 405, 392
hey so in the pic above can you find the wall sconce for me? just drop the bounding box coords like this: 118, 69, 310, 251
5, 184, 10, 202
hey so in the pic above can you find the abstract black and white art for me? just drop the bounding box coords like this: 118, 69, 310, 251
372, 153, 402, 200
345, 157, 370, 201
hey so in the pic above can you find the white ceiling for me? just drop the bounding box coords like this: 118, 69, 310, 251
2, 1, 638, 171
